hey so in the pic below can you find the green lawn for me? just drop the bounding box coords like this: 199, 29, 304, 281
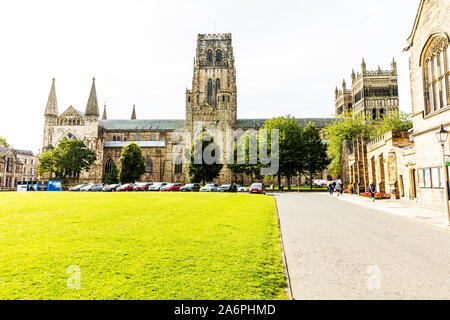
0, 192, 286, 300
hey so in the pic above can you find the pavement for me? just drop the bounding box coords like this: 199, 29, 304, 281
274, 192, 450, 300
334, 193, 449, 230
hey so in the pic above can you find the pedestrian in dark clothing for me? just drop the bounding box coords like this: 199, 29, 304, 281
328, 183, 334, 195
339, 183, 344, 196
369, 183, 376, 202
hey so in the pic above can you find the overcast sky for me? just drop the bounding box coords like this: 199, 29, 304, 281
0, 0, 419, 153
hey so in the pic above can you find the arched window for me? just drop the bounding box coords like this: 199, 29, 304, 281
207, 79, 213, 105
215, 79, 220, 107
379, 108, 385, 118
146, 157, 153, 173
66, 133, 77, 140
216, 50, 222, 62
105, 158, 115, 174
174, 157, 183, 174
422, 34, 449, 115
207, 50, 213, 63
135, 134, 140, 141
113, 136, 116, 141
372, 109, 377, 120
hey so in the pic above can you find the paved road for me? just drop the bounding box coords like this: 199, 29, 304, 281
275, 192, 450, 300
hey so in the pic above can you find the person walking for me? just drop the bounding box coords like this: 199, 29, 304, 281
369, 183, 376, 203
328, 182, 334, 196
335, 183, 342, 197
339, 182, 344, 196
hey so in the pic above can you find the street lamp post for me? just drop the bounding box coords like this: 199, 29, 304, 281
435, 125, 450, 227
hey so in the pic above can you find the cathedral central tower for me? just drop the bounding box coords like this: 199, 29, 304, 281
185, 33, 237, 134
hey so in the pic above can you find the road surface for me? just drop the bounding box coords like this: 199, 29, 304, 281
275, 192, 450, 299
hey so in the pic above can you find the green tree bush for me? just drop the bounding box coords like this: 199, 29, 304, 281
186, 132, 223, 185
37, 139, 96, 183
303, 123, 330, 190
119, 143, 146, 183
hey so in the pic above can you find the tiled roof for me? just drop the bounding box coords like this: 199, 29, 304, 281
235, 118, 335, 129
104, 141, 166, 148
99, 120, 185, 131
98, 118, 335, 131
13, 149, 34, 156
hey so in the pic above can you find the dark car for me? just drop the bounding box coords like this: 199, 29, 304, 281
134, 182, 153, 191
218, 184, 233, 192
180, 183, 201, 192
89, 184, 104, 191
249, 183, 265, 194
116, 183, 136, 192
102, 184, 120, 192
160, 183, 183, 191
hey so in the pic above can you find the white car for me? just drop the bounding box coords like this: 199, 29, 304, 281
80, 183, 94, 191
235, 185, 248, 192
148, 182, 169, 191
200, 184, 218, 192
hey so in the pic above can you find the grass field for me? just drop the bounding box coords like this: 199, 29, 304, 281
0, 192, 286, 299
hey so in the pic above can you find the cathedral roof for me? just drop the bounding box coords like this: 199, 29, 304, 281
235, 118, 335, 129
98, 118, 335, 131
98, 119, 185, 131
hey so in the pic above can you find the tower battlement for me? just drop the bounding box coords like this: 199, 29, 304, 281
198, 33, 232, 40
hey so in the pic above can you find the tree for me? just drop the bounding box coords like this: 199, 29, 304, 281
0, 136, 9, 147
262, 116, 305, 190
303, 123, 331, 190
186, 132, 223, 185
104, 163, 119, 184
37, 139, 97, 182
37, 151, 56, 179
228, 131, 262, 183
375, 111, 413, 137
323, 112, 374, 176
119, 143, 146, 183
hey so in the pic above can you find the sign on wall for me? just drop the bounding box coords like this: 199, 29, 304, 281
446, 155, 450, 166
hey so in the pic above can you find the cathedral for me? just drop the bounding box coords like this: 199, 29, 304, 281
42, 33, 333, 186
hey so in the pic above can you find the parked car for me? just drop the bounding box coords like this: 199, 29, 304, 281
218, 184, 233, 192
200, 184, 218, 192
102, 184, 120, 192
69, 184, 87, 191
134, 182, 153, 191
89, 184, 104, 191
160, 183, 182, 191
80, 183, 94, 191
116, 183, 136, 192
249, 183, 265, 194
235, 185, 248, 192
180, 183, 201, 192
148, 182, 168, 191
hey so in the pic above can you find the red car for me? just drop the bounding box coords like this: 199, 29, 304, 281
249, 183, 265, 194
160, 183, 182, 191
116, 183, 136, 192
133, 182, 152, 191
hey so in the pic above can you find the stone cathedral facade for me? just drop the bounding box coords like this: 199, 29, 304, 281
42, 33, 333, 186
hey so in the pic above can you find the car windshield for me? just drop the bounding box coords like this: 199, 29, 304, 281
220, 185, 230, 188
252, 183, 262, 187
185, 184, 194, 187
205, 184, 215, 187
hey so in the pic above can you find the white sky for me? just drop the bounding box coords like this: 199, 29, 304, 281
0, 0, 419, 153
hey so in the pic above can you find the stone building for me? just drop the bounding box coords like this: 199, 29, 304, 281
42, 33, 334, 186
15, 150, 38, 182
0, 147, 24, 190
335, 59, 399, 118
404, 0, 449, 208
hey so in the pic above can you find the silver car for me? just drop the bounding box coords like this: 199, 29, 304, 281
200, 184, 218, 192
